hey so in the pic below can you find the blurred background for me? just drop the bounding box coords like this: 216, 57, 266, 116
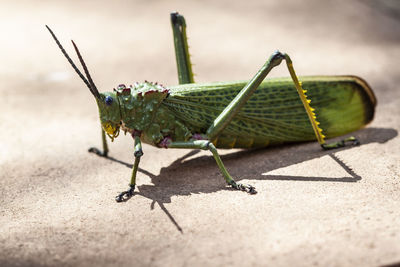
1, 0, 399, 266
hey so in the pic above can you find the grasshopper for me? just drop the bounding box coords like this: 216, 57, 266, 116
46, 12, 376, 202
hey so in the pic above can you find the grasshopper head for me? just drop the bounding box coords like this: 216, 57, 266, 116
97, 91, 122, 141
46, 26, 123, 141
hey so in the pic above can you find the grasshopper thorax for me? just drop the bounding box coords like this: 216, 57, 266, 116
111, 82, 172, 142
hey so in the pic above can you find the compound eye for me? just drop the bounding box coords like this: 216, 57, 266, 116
105, 96, 113, 106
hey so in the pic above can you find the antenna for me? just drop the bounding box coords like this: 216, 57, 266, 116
46, 25, 100, 98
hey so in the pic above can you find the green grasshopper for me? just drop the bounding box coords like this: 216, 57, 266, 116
46, 12, 376, 202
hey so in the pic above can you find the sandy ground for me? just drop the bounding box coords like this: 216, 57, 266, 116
1, 0, 400, 266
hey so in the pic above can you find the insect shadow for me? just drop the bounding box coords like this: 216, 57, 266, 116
98, 127, 397, 232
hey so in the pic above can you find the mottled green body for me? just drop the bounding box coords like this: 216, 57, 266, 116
99, 76, 375, 149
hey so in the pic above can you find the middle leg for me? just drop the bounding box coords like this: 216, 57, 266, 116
167, 140, 256, 194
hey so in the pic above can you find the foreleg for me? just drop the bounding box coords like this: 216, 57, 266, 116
115, 134, 143, 202
88, 128, 109, 157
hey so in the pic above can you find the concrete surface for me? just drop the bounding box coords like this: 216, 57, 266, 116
1, 0, 399, 266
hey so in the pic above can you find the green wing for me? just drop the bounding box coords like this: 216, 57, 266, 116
163, 76, 376, 148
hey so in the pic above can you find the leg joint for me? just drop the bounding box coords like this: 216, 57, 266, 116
270, 50, 285, 67
171, 12, 185, 26
134, 149, 143, 158
206, 141, 216, 152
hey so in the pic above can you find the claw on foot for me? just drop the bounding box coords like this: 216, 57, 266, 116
115, 184, 135, 202
88, 147, 108, 157
321, 136, 360, 150
230, 181, 257, 194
